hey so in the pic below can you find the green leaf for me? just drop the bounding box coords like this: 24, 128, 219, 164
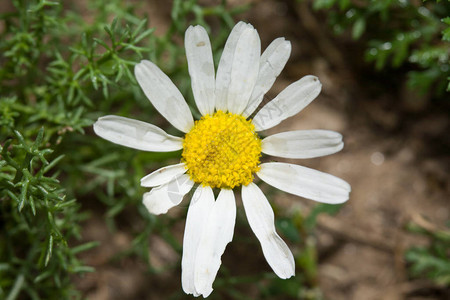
44, 234, 54, 267
352, 17, 366, 40
442, 17, 450, 41
313, 0, 337, 10
276, 217, 301, 243
70, 241, 100, 255
6, 274, 25, 300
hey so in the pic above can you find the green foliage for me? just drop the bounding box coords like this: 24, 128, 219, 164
0, 128, 96, 299
312, 0, 450, 96
406, 221, 450, 286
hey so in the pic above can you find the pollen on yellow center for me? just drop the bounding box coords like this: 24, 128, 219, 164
182, 110, 261, 189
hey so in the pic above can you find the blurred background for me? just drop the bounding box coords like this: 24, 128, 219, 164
0, 0, 449, 299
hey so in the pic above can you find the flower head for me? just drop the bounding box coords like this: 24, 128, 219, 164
182, 110, 261, 188
93, 21, 351, 298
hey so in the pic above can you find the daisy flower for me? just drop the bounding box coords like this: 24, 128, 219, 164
93, 21, 351, 297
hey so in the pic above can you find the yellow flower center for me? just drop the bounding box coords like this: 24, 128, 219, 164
182, 110, 261, 189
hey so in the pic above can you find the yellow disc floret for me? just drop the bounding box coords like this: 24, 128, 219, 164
182, 110, 261, 189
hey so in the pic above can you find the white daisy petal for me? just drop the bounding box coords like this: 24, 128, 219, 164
185, 25, 215, 116
143, 174, 194, 215
252, 75, 322, 131
243, 38, 292, 118
215, 22, 252, 112
140, 163, 187, 187
227, 27, 261, 115
93, 115, 183, 152
134, 60, 194, 133
257, 162, 351, 204
182, 186, 215, 297
194, 189, 236, 297
261, 130, 344, 159
241, 183, 295, 279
